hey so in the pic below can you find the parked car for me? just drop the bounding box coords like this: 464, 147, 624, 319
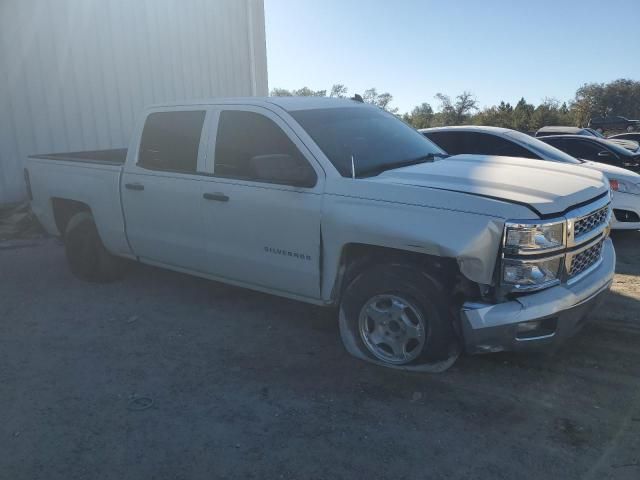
538, 135, 640, 173
25, 97, 614, 370
536, 125, 638, 151
422, 126, 640, 231
535, 126, 602, 137
589, 115, 639, 133
609, 132, 640, 143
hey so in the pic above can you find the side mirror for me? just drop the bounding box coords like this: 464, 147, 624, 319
249, 154, 316, 187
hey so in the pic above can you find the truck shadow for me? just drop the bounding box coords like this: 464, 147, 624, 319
121, 228, 640, 372
5, 236, 640, 480
119, 229, 640, 382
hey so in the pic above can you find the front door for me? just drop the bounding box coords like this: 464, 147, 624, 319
200, 106, 323, 299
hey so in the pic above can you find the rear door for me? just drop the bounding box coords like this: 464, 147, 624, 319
199, 106, 324, 299
122, 108, 212, 271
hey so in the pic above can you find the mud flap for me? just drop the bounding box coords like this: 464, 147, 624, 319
339, 306, 460, 373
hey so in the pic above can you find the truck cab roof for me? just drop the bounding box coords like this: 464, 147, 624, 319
146, 96, 370, 112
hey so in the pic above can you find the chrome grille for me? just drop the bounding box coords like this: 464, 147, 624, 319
574, 206, 609, 239
569, 240, 604, 278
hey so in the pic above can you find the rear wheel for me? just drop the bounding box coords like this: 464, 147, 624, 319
340, 263, 455, 365
64, 212, 124, 282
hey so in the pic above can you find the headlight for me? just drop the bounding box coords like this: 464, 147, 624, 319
609, 178, 640, 195
504, 221, 565, 254
502, 256, 562, 290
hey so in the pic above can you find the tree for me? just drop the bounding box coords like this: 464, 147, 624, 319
530, 98, 567, 130
376, 93, 396, 112
572, 79, 640, 126
473, 101, 514, 128
362, 88, 379, 105
270, 88, 293, 97
270, 86, 326, 97
361, 87, 398, 113
329, 84, 348, 98
404, 102, 434, 128
473, 106, 509, 128
435, 91, 478, 125
512, 97, 535, 131
292, 86, 326, 97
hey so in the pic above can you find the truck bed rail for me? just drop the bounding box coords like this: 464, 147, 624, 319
29, 148, 127, 166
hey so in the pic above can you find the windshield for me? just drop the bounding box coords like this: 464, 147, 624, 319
290, 106, 445, 177
504, 130, 583, 164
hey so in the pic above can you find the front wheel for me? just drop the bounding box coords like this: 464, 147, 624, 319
340, 263, 455, 366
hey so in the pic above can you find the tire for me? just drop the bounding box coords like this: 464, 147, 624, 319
64, 212, 124, 282
340, 263, 455, 365
627, 125, 635, 133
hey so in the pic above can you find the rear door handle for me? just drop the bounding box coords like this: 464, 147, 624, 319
203, 192, 229, 202
125, 183, 145, 191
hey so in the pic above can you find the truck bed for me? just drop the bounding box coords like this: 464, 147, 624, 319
29, 148, 127, 166
26, 148, 130, 256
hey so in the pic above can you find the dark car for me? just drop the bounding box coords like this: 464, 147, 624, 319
534, 126, 638, 151
588, 116, 639, 133
420, 126, 581, 162
535, 126, 603, 137
609, 132, 640, 143
538, 135, 640, 172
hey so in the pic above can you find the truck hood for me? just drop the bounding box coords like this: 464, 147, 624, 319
372, 154, 607, 216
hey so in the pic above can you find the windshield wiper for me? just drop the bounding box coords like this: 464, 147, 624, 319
358, 152, 449, 178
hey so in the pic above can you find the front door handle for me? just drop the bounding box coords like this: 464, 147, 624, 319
125, 183, 145, 191
203, 192, 229, 202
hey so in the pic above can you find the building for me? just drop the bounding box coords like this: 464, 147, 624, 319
0, 0, 268, 203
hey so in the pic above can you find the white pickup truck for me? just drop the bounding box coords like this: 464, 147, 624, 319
25, 97, 616, 370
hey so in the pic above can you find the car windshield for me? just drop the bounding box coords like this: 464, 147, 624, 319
290, 106, 446, 177
504, 130, 583, 164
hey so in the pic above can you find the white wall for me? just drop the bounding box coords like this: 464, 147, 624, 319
0, 0, 268, 203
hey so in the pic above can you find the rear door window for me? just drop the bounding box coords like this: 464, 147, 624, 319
423, 131, 465, 155
138, 110, 206, 173
558, 140, 603, 161
463, 132, 538, 158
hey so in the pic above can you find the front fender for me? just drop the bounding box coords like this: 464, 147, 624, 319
321, 194, 506, 301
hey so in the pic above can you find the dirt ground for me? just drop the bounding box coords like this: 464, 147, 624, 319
1, 231, 639, 480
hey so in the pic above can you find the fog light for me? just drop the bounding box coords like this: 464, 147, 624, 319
516, 320, 541, 333
515, 318, 558, 340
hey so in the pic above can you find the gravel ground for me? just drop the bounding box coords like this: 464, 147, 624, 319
1, 232, 639, 480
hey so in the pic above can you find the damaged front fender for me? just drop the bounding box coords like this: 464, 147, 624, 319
321, 192, 517, 302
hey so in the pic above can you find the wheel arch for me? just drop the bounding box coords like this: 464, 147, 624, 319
51, 198, 92, 237
330, 243, 462, 306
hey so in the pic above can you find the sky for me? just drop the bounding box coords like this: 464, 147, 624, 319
264, 0, 640, 114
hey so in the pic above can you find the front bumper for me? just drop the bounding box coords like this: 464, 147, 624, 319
460, 238, 615, 354
610, 191, 640, 230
